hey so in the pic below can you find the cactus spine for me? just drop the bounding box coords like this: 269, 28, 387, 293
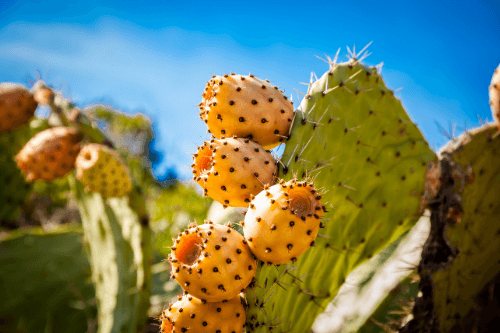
244, 50, 435, 332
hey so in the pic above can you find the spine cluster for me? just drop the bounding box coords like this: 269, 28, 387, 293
161, 72, 324, 332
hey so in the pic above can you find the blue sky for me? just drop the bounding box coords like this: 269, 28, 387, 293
1, 0, 499, 180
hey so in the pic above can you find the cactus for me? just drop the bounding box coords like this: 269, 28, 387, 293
312, 212, 430, 332
0, 225, 96, 333
399, 123, 500, 332
70, 170, 151, 332
243, 50, 435, 332
199, 74, 294, 149
192, 137, 277, 208
159, 294, 246, 333
243, 178, 324, 265
168, 221, 257, 302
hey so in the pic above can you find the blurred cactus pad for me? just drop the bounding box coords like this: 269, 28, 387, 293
245, 52, 435, 332
0, 226, 96, 333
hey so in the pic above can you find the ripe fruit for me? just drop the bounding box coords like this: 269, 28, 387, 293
199, 73, 294, 149
490, 63, 500, 125
0, 83, 38, 132
169, 221, 256, 302
159, 294, 246, 333
242, 179, 324, 265
15, 126, 81, 181
75, 143, 132, 198
192, 137, 277, 208
32, 82, 54, 106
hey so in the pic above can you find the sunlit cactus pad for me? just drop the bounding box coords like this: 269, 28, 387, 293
245, 49, 436, 332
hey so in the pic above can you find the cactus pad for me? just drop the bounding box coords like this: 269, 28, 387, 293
244, 54, 435, 331
70, 175, 151, 333
431, 124, 500, 332
199, 74, 294, 149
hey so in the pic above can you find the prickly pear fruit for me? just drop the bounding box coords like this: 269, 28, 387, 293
199, 74, 294, 149
32, 82, 55, 106
243, 179, 324, 265
169, 221, 257, 302
0, 83, 38, 132
159, 294, 246, 333
192, 137, 277, 208
490, 63, 500, 125
75, 143, 132, 198
15, 126, 81, 181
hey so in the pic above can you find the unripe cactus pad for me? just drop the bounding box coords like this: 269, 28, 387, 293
192, 137, 277, 207
0, 83, 38, 132
159, 294, 246, 333
199, 74, 294, 149
15, 126, 81, 181
169, 221, 257, 302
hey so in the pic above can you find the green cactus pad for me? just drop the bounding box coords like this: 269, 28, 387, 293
245, 54, 435, 332
432, 124, 500, 332
70, 175, 151, 333
0, 225, 96, 333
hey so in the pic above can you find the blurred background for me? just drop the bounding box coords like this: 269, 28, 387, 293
1, 0, 499, 332
2, 0, 499, 180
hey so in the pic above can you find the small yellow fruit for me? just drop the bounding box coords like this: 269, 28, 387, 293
75, 144, 132, 198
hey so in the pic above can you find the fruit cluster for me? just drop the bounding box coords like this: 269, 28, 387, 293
160, 73, 325, 332
1, 82, 133, 198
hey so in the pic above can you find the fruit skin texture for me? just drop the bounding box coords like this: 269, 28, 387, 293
0, 83, 38, 132
192, 137, 277, 208
199, 74, 294, 149
15, 126, 81, 181
490, 63, 500, 125
75, 143, 132, 198
169, 222, 256, 302
243, 179, 323, 265
160, 294, 246, 333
